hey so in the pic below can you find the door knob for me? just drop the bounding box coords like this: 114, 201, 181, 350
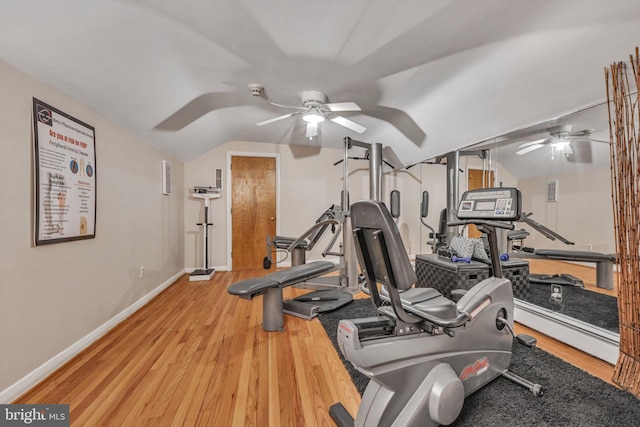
269, 217, 275, 221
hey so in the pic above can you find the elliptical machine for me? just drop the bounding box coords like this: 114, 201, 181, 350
330, 187, 542, 427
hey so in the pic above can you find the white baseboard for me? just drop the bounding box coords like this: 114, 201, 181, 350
514, 299, 620, 365
0, 269, 185, 404
186, 265, 229, 272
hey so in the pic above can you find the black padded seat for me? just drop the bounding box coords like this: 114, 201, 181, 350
408, 297, 459, 321
380, 286, 443, 305
379, 286, 458, 321
351, 200, 470, 328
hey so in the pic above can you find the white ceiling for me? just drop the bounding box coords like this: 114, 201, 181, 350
1, 0, 638, 166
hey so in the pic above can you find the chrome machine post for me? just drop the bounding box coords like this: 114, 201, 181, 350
446, 150, 460, 245
342, 137, 359, 290
369, 142, 383, 201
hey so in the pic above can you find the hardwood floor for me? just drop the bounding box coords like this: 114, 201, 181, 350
15, 266, 616, 425
15, 270, 360, 426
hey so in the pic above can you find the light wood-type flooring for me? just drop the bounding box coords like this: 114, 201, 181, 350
15, 262, 618, 426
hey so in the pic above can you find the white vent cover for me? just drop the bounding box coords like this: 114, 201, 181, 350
547, 180, 558, 202
214, 168, 223, 190
162, 160, 171, 195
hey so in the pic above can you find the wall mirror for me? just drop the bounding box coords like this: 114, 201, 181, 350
418, 100, 619, 363
474, 100, 618, 363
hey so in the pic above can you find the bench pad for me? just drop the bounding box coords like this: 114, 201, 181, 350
534, 249, 615, 262
267, 261, 336, 287
227, 261, 335, 300
227, 277, 280, 300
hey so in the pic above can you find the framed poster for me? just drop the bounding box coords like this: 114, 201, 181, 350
33, 98, 96, 245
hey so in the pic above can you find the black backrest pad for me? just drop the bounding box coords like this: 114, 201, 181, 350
351, 200, 417, 290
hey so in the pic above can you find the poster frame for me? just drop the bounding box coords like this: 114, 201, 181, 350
32, 98, 97, 246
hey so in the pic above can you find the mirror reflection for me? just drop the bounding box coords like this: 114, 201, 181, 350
416, 100, 619, 360
481, 101, 617, 329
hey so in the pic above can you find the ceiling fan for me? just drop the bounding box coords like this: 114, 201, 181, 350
256, 90, 366, 139
515, 125, 608, 159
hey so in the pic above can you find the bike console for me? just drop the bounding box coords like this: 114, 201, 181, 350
457, 188, 521, 222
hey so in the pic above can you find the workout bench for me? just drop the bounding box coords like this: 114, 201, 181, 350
227, 261, 335, 331
511, 249, 616, 290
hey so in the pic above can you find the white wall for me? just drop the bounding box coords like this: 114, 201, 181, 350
518, 167, 615, 253
0, 59, 185, 400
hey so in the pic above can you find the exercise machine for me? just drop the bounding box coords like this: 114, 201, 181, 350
263, 205, 340, 269
227, 260, 338, 331
507, 212, 615, 289
330, 187, 542, 427
227, 136, 403, 330
420, 191, 448, 253
511, 249, 616, 290
189, 186, 221, 281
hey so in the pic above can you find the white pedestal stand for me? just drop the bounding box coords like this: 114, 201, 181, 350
190, 190, 221, 281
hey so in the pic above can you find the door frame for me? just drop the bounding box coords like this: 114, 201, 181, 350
466, 166, 495, 238
225, 151, 280, 270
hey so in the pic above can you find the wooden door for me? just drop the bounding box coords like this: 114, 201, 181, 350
467, 169, 494, 238
231, 156, 276, 270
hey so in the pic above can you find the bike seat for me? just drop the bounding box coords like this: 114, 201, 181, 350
379, 286, 459, 321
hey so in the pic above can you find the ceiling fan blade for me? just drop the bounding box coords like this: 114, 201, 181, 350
516, 144, 545, 155
329, 114, 366, 134
566, 136, 610, 145
590, 138, 610, 143
256, 112, 298, 126
568, 129, 595, 137
566, 141, 593, 163
361, 105, 426, 145
155, 92, 246, 131
325, 102, 361, 112
382, 146, 404, 170
269, 101, 307, 110
517, 138, 547, 149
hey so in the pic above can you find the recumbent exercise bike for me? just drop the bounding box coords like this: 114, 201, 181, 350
330, 187, 542, 427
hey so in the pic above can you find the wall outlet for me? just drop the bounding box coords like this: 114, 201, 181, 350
587, 243, 593, 251
140, 266, 145, 278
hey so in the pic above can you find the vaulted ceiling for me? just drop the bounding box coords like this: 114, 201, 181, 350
1, 0, 638, 167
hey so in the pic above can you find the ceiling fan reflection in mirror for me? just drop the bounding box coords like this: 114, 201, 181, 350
515, 125, 608, 159
256, 90, 366, 139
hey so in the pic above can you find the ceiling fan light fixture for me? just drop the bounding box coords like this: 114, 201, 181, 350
550, 139, 570, 149
306, 122, 319, 139
302, 111, 325, 123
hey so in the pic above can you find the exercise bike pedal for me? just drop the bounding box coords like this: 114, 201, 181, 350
516, 333, 537, 348
502, 370, 545, 397
329, 402, 354, 427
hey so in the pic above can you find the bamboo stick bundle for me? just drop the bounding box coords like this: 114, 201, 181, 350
606, 46, 640, 398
